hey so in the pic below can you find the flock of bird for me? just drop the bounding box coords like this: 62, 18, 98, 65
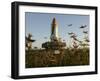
67, 24, 88, 35
67, 24, 89, 47
67, 24, 88, 38
67, 24, 87, 28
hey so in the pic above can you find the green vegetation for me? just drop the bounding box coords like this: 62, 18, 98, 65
25, 48, 89, 68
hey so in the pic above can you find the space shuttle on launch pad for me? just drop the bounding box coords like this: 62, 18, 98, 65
42, 17, 66, 50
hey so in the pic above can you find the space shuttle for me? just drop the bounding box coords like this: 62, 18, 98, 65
42, 18, 66, 50
50, 18, 59, 42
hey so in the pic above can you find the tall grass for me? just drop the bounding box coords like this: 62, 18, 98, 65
26, 48, 89, 68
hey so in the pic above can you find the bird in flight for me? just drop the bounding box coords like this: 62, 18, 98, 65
25, 37, 36, 42
70, 35, 77, 38
68, 32, 74, 35
85, 39, 89, 42
80, 25, 87, 28
26, 34, 36, 42
68, 24, 72, 27
83, 31, 88, 34
44, 37, 47, 39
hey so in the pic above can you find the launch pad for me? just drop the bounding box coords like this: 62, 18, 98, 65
42, 41, 66, 51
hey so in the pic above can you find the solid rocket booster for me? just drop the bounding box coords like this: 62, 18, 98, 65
51, 18, 59, 41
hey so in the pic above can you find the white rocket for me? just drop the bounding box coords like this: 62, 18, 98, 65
50, 18, 59, 42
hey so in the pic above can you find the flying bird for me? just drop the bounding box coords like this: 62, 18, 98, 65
73, 37, 78, 41
83, 31, 88, 34
44, 37, 47, 39
80, 25, 87, 28
26, 37, 36, 42
85, 39, 89, 42
68, 32, 74, 35
70, 35, 77, 38
68, 24, 72, 27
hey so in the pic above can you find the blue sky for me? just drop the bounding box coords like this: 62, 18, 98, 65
25, 12, 89, 48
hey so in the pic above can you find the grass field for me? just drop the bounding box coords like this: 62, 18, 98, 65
25, 48, 89, 68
